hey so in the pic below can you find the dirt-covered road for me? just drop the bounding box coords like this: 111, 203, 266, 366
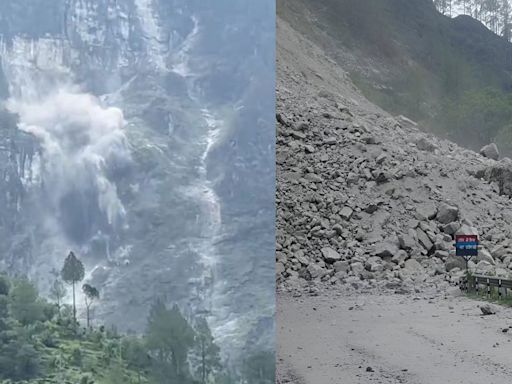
278, 289, 512, 384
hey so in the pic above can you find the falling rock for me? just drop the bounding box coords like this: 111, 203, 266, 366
436, 202, 459, 224
480, 143, 499, 160
321, 247, 342, 263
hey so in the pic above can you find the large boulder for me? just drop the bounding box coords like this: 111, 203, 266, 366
485, 159, 512, 196
480, 143, 499, 160
445, 256, 466, 272
436, 202, 459, 224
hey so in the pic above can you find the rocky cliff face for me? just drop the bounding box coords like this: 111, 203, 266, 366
276, 16, 512, 295
0, 0, 275, 359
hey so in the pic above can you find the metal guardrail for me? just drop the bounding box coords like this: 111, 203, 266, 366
460, 274, 512, 299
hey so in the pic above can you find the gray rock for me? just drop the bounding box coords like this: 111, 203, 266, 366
480, 304, 496, 315
404, 259, 424, 274
474, 249, 495, 265
443, 222, 460, 235
392, 250, 408, 265
304, 144, 315, 153
305, 173, 323, 183
350, 261, 365, 274
340, 206, 353, 220
374, 242, 399, 259
307, 263, 327, 279
333, 260, 350, 273
480, 143, 499, 160
436, 202, 459, 224
416, 228, 433, 251
445, 256, 466, 272
491, 244, 508, 261
321, 247, 342, 263
455, 224, 479, 237
398, 234, 415, 250
416, 137, 437, 152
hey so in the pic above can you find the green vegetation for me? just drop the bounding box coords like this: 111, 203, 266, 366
0, 253, 275, 384
61, 251, 85, 326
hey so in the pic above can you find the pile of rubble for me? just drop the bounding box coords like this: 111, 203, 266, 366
276, 57, 512, 293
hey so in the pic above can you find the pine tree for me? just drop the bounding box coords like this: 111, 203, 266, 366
193, 318, 221, 384
61, 251, 84, 327
146, 300, 196, 379
82, 284, 99, 328
50, 278, 66, 313
501, 0, 511, 40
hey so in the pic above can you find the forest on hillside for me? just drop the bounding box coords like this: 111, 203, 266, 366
0, 252, 274, 384
434, 0, 512, 39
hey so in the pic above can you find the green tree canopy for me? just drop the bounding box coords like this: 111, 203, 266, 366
61, 251, 85, 326
146, 300, 196, 381
82, 283, 99, 328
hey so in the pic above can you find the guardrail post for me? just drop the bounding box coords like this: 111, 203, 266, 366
499, 279, 502, 300
487, 278, 490, 298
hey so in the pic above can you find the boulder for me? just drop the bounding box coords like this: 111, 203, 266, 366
416, 137, 437, 152
474, 248, 495, 265
416, 228, 434, 251
321, 247, 342, 263
480, 143, 499, 160
436, 202, 459, 224
442, 222, 460, 236
445, 256, 466, 272
340, 206, 353, 220
374, 242, 399, 259
480, 304, 496, 315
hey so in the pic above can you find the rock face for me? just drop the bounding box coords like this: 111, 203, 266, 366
480, 143, 499, 160
0, 0, 275, 358
276, 15, 512, 292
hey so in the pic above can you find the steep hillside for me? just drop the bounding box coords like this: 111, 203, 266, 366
0, 0, 275, 360
276, 13, 512, 294
277, 0, 512, 154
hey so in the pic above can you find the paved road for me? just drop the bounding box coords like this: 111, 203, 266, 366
277, 289, 512, 384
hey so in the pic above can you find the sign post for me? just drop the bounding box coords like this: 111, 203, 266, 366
455, 234, 478, 270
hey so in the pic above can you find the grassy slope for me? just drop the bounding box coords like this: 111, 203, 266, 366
1, 326, 148, 384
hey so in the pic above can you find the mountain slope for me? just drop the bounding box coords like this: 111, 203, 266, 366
277, 0, 512, 154
0, 0, 275, 359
